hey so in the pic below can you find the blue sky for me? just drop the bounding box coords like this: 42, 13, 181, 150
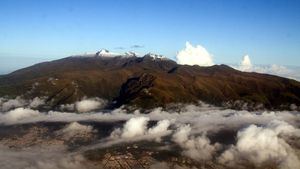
0, 0, 300, 74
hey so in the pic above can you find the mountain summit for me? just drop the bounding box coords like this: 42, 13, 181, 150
0, 53, 299, 110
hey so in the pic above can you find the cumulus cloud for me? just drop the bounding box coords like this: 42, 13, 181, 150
176, 42, 214, 66
172, 124, 191, 144
75, 98, 106, 112
121, 116, 150, 138
1, 96, 26, 111
79, 117, 173, 150
239, 55, 252, 71
234, 55, 300, 81
172, 124, 220, 161
0, 96, 46, 112
110, 117, 172, 142
0, 108, 40, 124
56, 122, 96, 139
148, 119, 171, 135
29, 97, 45, 108
0, 97, 107, 113
219, 120, 300, 169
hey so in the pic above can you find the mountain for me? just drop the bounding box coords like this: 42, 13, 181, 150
0, 51, 300, 110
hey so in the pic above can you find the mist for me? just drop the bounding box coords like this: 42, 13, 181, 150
0, 97, 300, 169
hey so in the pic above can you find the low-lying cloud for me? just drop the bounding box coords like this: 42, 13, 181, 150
110, 117, 172, 143
219, 120, 300, 169
56, 122, 96, 140
75, 97, 107, 113
0, 97, 300, 168
29, 97, 46, 108
1, 96, 26, 111
172, 124, 220, 161
0, 146, 89, 169
0, 96, 107, 113
0, 96, 45, 111
0, 108, 40, 124
112, 116, 150, 138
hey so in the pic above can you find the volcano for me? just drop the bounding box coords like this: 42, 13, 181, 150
0, 51, 299, 110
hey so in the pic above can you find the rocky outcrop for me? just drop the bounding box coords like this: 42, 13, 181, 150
115, 73, 156, 107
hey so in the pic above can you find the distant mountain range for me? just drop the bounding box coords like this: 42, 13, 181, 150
0, 50, 299, 110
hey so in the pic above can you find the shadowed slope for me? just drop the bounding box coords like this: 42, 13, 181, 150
0, 54, 299, 110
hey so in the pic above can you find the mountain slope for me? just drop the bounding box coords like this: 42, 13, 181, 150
0, 52, 299, 110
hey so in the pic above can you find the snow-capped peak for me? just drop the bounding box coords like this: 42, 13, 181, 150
98, 49, 110, 55
145, 53, 168, 60
96, 49, 120, 57
124, 51, 139, 57
72, 50, 166, 59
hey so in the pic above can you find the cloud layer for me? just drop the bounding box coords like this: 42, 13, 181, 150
0, 146, 89, 169
234, 55, 300, 81
0, 98, 300, 169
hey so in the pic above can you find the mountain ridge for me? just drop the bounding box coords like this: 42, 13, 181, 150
0, 53, 299, 111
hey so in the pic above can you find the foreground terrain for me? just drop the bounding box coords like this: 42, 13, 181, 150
0, 100, 300, 169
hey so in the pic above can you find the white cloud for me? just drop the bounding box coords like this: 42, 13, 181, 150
219, 120, 300, 169
29, 97, 45, 108
109, 117, 172, 144
0, 108, 40, 124
121, 116, 150, 138
1, 101, 299, 131
110, 117, 171, 140
172, 124, 220, 160
148, 119, 172, 142
0, 96, 45, 111
176, 42, 214, 66
60, 103, 75, 112
172, 124, 191, 144
0, 100, 300, 168
148, 119, 171, 135
239, 55, 252, 71
75, 98, 106, 112
0, 146, 88, 169
234, 55, 300, 81
56, 122, 96, 139
1, 96, 26, 111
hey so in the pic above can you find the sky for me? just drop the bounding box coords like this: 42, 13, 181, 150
0, 0, 300, 74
